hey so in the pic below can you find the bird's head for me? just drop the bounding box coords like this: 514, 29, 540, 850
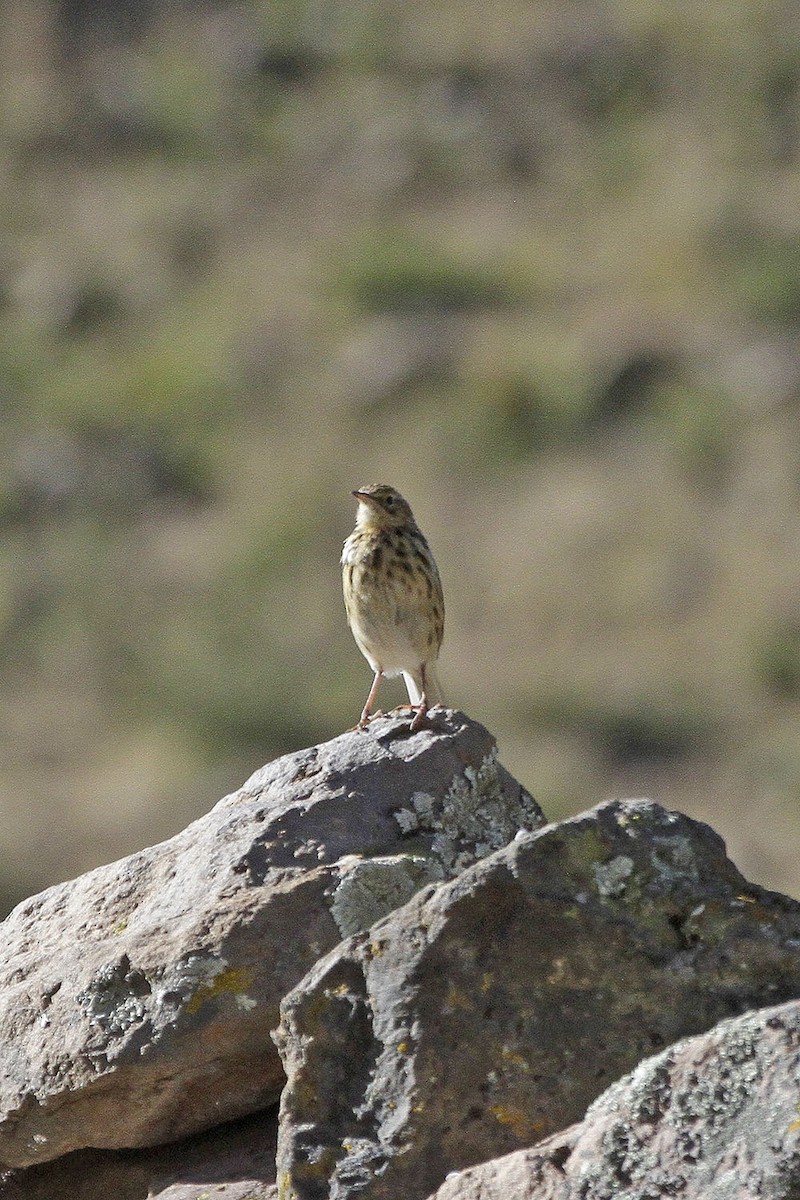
352, 484, 416, 531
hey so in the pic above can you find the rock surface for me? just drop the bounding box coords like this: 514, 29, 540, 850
1, 1108, 279, 1200
274, 798, 800, 1200
427, 997, 800, 1199
0, 710, 541, 1169
5, 712, 800, 1200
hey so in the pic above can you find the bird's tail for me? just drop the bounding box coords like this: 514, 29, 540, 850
402, 664, 445, 707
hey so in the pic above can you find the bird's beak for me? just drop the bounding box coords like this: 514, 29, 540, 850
352, 490, 374, 504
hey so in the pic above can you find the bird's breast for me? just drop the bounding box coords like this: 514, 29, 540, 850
341, 530, 443, 673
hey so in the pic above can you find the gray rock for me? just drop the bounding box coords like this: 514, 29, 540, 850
274, 799, 800, 1200
425, 1129, 576, 1200
0, 1107, 279, 1200
0, 710, 540, 1169
427, 997, 800, 1199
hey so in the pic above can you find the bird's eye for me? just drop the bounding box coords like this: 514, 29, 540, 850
384, 495, 395, 508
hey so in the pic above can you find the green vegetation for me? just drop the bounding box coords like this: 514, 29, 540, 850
334, 231, 525, 315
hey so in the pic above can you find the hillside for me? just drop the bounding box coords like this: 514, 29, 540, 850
1, 0, 800, 908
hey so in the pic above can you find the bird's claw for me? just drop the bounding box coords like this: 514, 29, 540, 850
409, 706, 429, 733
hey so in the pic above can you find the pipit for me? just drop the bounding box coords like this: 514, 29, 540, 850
342, 484, 445, 732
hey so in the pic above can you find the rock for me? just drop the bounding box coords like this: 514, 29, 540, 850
425, 1129, 576, 1200
0, 1107, 279, 1200
426, 997, 800, 1199
9, 714, 800, 1199
0, 710, 541, 1169
274, 799, 800, 1200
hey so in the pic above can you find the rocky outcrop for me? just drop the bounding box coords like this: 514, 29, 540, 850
1, 1108, 280, 1200
426, 997, 800, 1199
0, 711, 540, 1172
2, 710, 800, 1200
273, 798, 800, 1200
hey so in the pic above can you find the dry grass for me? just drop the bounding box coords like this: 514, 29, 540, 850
1, 0, 800, 911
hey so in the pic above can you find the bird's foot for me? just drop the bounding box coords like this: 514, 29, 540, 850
409, 705, 428, 733
350, 708, 387, 732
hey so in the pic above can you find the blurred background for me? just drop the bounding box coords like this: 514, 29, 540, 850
2, 0, 800, 915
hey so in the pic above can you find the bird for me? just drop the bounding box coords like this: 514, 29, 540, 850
341, 485, 445, 732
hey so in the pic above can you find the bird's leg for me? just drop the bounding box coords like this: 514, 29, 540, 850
409, 664, 430, 732
359, 670, 384, 729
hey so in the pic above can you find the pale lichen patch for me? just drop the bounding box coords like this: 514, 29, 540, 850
393, 751, 539, 876
594, 855, 635, 898
330, 855, 443, 937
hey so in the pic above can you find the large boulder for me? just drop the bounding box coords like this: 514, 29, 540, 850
274, 798, 800, 1200
0, 711, 540, 1170
6, 712, 800, 1200
427, 997, 800, 1199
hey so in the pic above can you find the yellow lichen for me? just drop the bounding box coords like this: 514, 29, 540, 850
185, 966, 255, 1015
326, 983, 351, 999
500, 1046, 529, 1070
278, 1170, 296, 1200
443, 983, 472, 1011
490, 1104, 544, 1141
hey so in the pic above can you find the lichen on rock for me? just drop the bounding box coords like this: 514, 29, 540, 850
330, 856, 444, 938
394, 749, 541, 875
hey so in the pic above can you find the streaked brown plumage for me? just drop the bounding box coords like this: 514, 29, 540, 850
342, 485, 444, 731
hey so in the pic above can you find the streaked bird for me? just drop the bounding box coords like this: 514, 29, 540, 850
342, 485, 444, 731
